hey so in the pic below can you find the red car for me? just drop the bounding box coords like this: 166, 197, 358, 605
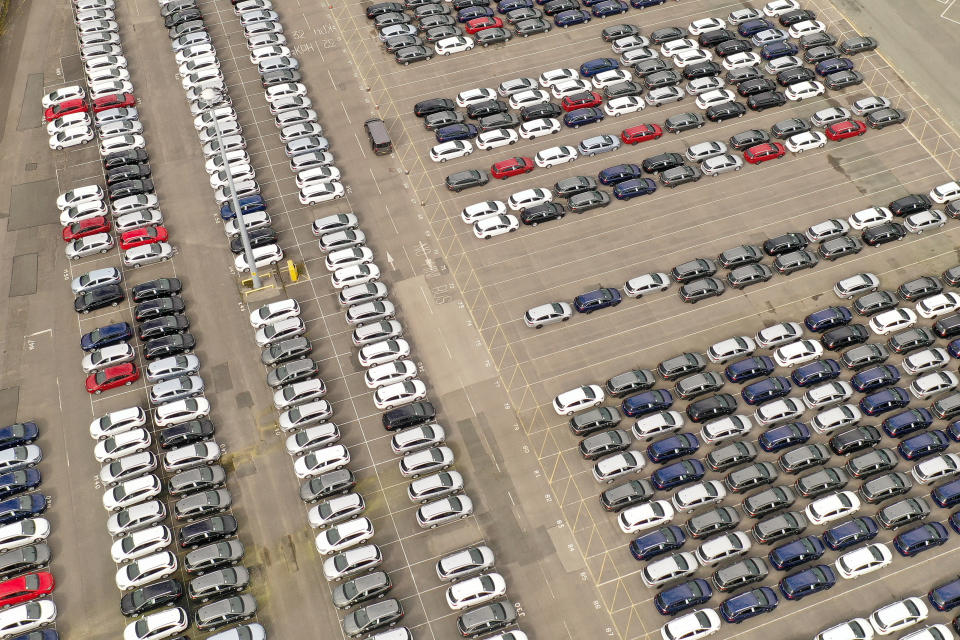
824, 119, 867, 141
620, 123, 663, 145
62, 216, 111, 242
86, 363, 140, 394
465, 16, 503, 34
561, 91, 603, 112
0, 573, 55, 609
93, 93, 136, 113
490, 157, 534, 179
120, 225, 169, 250
743, 142, 787, 164
44, 99, 87, 123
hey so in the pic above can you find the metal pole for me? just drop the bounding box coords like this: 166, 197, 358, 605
201, 89, 261, 288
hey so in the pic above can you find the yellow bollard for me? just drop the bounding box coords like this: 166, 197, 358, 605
287, 260, 299, 282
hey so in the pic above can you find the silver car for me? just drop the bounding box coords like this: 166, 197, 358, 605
701, 154, 743, 175
811, 106, 853, 128
149, 376, 205, 406
646, 86, 685, 106
71, 267, 122, 295
685, 141, 727, 162
523, 302, 572, 328
146, 355, 202, 383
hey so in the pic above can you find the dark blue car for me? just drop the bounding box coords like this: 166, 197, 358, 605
573, 287, 621, 313
0, 493, 47, 525
0, 423, 39, 449
768, 535, 825, 570
893, 522, 949, 556
932, 478, 960, 508
859, 387, 910, 416
647, 433, 700, 464
621, 389, 674, 417
458, 6, 494, 21
631, 0, 666, 6
949, 338, 960, 358
898, 430, 950, 461
741, 376, 792, 405
804, 306, 852, 332
629, 525, 686, 561
598, 163, 643, 185
851, 365, 901, 393
791, 359, 841, 387
435, 123, 479, 142
80, 322, 133, 351
554, 8, 590, 25
822, 516, 879, 550
948, 421, 960, 442
778, 565, 836, 600
725, 356, 775, 383
815, 57, 855, 76
497, 0, 532, 12
881, 408, 933, 438
613, 178, 657, 200
564, 107, 605, 128
654, 578, 712, 616
760, 41, 798, 60
0, 470, 41, 501
219, 195, 265, 220
591, 0, 628, 16
758, 422, 810, 452
651, 459, 705, 490
928, 575, 960, 610
579, 57, 619, 76
719, 586, 779, 623
738, 18, 774, 37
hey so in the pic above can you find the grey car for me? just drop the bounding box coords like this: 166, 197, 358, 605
685, 506, 741, 539
568, 189, 610, 213
706, 441, 758, 473
675, 372, 725, 400
0, 544, 51, 580
555, 175, 598, 198
300, 469, 356, 503
266, 358, 319, 388
771, 117, 811, 139
343, 598, 404, 637
456, 600, 517, 637
685, 141, 727, 162
195, 594, 258, 630
679, 277, 725, 303
660, 165, 702, 187
840, 344, 890, 370
657, 352, 707, 380
727, 264, 773, 289
774, 249, 819, 275
752, 510, 807, 544
701, 153, 744, 176
860, 471, 912, 504
712, 557, 769, 592
570, 406, 623, 436
854, 291, 898, 316
671, 258, 718, 283
779, 444, 831, 474
718, 244, 763, 269
646, 86, 685, 106
726, 462, 779, 493
819, 236, 862, 261
261, 337, 313, 365
846, 447, 898, 479
578, 134, 621, 157
169, 465, 227, 496
175, 489, 233, 521
332, 571, 393, 609
877, 497, 931, 529
188, 566, 251, 603
664, 112, 704, 133
795, 467, 849, 498
741, 485, 796, 518
599, 478, 655, 511
184, 540, 245, 575
579, 429, 632, 460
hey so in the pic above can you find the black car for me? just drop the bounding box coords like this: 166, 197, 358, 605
889, 194, 933, 216
263, 69, 304, 85
478, 112, 520, 131
685, 506, 741, 539
861, 222, 906, 246
664, 112, 704, 133
888, 328, 935, 354
178, 515, 239, 549
555, 175, 598, 198
108, 179, 155, 201
103, 149, 149, 171
632, 58, 669, 77
165, 7, 202, 28
821, 325, 868, 351
229, 227, 277, 254
747, 91, 786, 111
514, 17, 551, 36
728, 264, 773, 289
568, 189, 610, 212
160, 418, 215, 450
826, 70, 864, 90
866, 108, 906, 129
803, 45, 839, 64
650, 26, 683, 44
726, 66, 762, 85
778, 8, 816, 26
854, 291, 898, 316
520, 101, 562, 121
763, 232, 808, 256
934, 314, 960, 339
686, 393, 737, 423
818, 236, 862, 261
601, 23, 638, 41
445, 170, 490, 192
74, 284, 124, 314
840, 35, 878, 55
120, 579, 184, 617
699, 28, 736, 47
642, 152, 685, 174
682, 61, 723, 80
135, 295, 185, 322
131, 277, 182, 303
737, 78, 777, 97
423, 26, 461, 43
368, 1, 405, 17
604, 81, 643, 99
300, 469, 357, 503
898, 276, 943, 302
706, 102, 747, 122
423, 110, 463, 130
543, 0, 577, 15
715, 38, 752, 58
799, 31, 837, 50
599, 479, 655, 511
466, 100, 508, 119
770, 117, 810, 139
776, 66, 816, 86
383, 401, 436, 431
729, 129, 769, 151
752, 511, 807, 544
717, 244, 763, 269
138, 314, 190, 341
520, 202, 565, 226
106, 163, 152, 185
144, 333, 197, 360
413, 97, 455, 117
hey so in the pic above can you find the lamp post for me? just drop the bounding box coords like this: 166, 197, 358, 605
198, 87, 262, 289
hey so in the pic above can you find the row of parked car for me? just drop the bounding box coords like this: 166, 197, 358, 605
0, 420, 55, 640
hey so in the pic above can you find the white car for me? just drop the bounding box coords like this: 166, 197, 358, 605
265, 82, 308, 102
365, 360, 418, 389
686, 76, 725, 95
508, 89, 550, 110
788, 19, 827, 38
320, 230, 365, 254
445, 572, 507, 611
633, 411, 684, 441
475, 128, 519, 150
661, 38, 698, 58
42, 84, 85, 108
701, 154, 743, 175
146, 355, 201, 384
314, 517, 375, 555
899, 626, 955, 640
912, 453, 960, 484
399, 446, 455, 478
234, 243, 284, 271
473, 214, 519, 239
706, 336, 756, 364
604, 95, 645, 116
50, 125, 95, 150
299, 180, 345, 205
763, 0, 800, 16
94, 427, 152, 464
550, 78, 591, 99
869, 308, 917, 335
162, 441, 221, 472
699, 415, 752, 444
430, 140, 474, 162
208, 162, 253, 189
786, 131, 828, 153
455, 87, 496, 107
307, 492, 364, 528
507, 187, 552, 211
814, 618, 876, 640
695, 89, 736, 110
203, 148, 247, 171
358, 338, 412, 369
805, 491, 861, 525
176, 43, 216, 64
756, 322, 803, 348
112, 193, 159, 215
534, 145, 577, 168
722, 51, 761, 70
611, 35, 650, 54
250, 299, 300, 328
66, 232, 114, 260
285, 422, 340, 457
673, 481, 727, 513
835, 543, 892, 579
0, 518, 50, 553
695, 531, 751, 567
785, 80, 826, 101
617, 499, 674, 533
124, 243, 175, 268
518, 118, 561, 139
754, 397, 805, 426
553, 384, 603, 415
89, 79, 133, 100
810, 405, 862, 434
373, 380, 428, 410
688, 17, 725, 35
917, 292, 960, 318
115, 209, 164, 233
773, 339, 823, 368
660, 609, 721, 640
250, 44, 290, 64
123, 608, 188, 640
47, 112, 91, 135
903, 348, 950, 376
331, 264, 381, 290
643, 552, 699, 588
928, 181, 960, 203
294, 445, 351, 479
99, 133, 146, 156
391, 423, 446, 455
116, 552, 178, 590
435, 35, 475, 56
71, 266, 121, 295
154, 398, 211, 428
0, 600, 57, 638
593, 451, 645, 484
835, 272, 880, 298
57, 184, 103, 210
110, 525, 170, 563
910, 371, 959, 399
673, 48, 712, 68
591, 69, 633, 89
538, 67, 579, 87
107, 500, 166, 537
224, 211, 270, 237
87, 65, 130, 85
274, 379, 327, 411
904, 209, 947, 233
624, 272, 671, 298
807, 218, 850, 242
869, 598, 929, 636
90, 407, 147, 440
460, 200, 506, 224
322, 544, 382, 582
256, 317, 306, 348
